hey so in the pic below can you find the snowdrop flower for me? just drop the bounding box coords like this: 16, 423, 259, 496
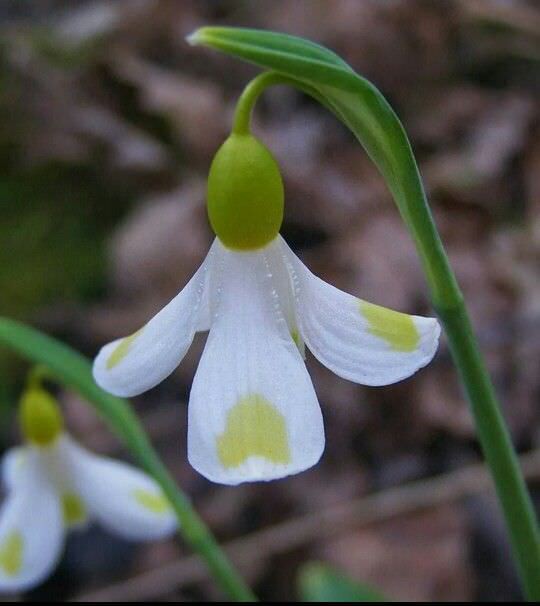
0, 386, 176, 592
94, 132, 440, 486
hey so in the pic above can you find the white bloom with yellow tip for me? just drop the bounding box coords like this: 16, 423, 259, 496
93, 132, 441, 486
94, 235, 440, 486
0, 390, 176, 592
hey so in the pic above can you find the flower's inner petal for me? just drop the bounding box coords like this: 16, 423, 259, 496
281, 236, 440, 386
0, 451, 64, 592
59, 437, 176, 541
264, 242, 306, 358
35, 437, 90, 531
92, 241, 217, 397
188, 238, 324, 485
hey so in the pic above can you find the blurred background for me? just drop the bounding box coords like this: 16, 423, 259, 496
0, 0, 539, 601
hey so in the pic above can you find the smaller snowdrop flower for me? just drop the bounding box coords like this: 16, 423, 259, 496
0, 385, 176, 592
93, 128, 441, 486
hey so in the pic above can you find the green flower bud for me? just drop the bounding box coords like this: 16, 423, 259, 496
207, 133, 284, 250
20, 387, 63, 446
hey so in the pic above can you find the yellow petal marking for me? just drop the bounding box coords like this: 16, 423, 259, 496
62, 493, 87, 527
106, 328, 143, 370
0, 532, 23, 577
359, 301, 419, 352
217, 394, 291, 468
291, 329, 301, 349
290, 329, 306, 358
133, 489, 170, 514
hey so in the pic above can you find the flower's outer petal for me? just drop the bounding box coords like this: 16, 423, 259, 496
58, 437, 176, 541
188, 239, 324, 485
281, 237, 441, 386
1, 447, 27, 492
196, 267, 213, 332
93, 242, 217, 397
0, 450, 64, 592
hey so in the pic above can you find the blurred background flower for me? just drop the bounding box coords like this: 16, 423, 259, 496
0, 0, 539, 601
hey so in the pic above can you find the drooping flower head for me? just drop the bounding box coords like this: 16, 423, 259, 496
0, 385, 176, 592
93, 107, 440, 486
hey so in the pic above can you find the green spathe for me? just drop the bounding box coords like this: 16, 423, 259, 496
207, 133, 284, 250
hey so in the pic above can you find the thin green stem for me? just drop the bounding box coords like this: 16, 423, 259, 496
385, 110, 540, 600
0, 318, 255, 602
232, 72, 291, 135
437, 301, 540, 599
369, 111, 540, 599
379, 106, 540, 600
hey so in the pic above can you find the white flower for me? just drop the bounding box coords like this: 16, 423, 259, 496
94, 129, 440, 485
93, 235, 440, 486
0, 390, 176, 592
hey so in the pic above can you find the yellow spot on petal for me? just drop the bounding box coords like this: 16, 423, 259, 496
62, 493, 87, 527
106, 329, 143, 370
0, 532, 23, 577
217, 394, 291, 468
133, 489, 170, 514
359, 301, 419, 352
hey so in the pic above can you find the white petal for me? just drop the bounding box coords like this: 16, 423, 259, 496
280, 237, 440, 386
1, 447, 27, 492
196, 256, 214, 332
36, 439, 90, 531
58, 437, 176, 541
188, 239, 325, 485
0, 450, 64, 592
93, 242, 216, 397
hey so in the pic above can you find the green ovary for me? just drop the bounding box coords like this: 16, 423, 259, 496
359, 300, 420, 352
0, 532, 23, 577
217, 394, 291, 468
20, 387, 63, 446
207, 134, 284, 250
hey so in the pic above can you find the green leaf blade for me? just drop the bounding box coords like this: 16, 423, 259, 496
190, 26, 352, 70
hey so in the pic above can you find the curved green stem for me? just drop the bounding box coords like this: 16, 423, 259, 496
0, 317, 255, 602
232, 72, 291, 135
